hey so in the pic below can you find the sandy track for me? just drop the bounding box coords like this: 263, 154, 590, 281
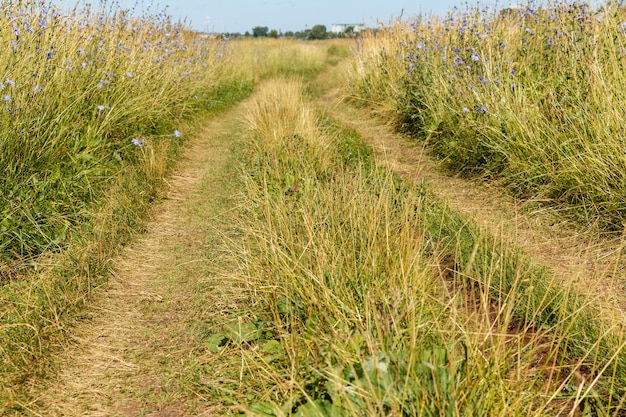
24, 101, 249, 416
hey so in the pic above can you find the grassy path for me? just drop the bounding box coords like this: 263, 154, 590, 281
316, 62, 626, 316
22, 99, 250, 416
16, 48, 626, 416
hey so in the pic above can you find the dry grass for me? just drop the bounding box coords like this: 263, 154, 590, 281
321, 62, 626, 315
14, 96, 254, 417
231, 67, 626, 415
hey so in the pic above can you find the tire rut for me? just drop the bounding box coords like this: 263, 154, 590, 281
316, 65, 626, 317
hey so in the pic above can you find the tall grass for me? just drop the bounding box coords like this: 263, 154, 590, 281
0, 0, 235, 260
228, 77, 626, 415
226, 38, 330, 82
348, 1, 626, 229
0, 0, 256, 407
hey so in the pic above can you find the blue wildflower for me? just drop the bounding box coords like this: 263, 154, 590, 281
173, 130, 181, 138
471, 53, 480, 61
462, 107, 470, 113
5, 78, 14, 87
3, 95, 12, 103
475, 106, 488, 114
131, 138, 145, 147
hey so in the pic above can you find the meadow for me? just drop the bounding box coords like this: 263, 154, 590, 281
0, 0, 338, 406
3, 0, 626, 415
0, 0, 248, 400
348, 0, 626, 230
220, 74, 626, 415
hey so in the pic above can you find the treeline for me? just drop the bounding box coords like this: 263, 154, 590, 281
221, 24, 359, 40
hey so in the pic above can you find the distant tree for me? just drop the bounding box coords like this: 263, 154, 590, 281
269, 29, 279, 38
309, 24, 327, 40
295, 29, 310, 39
252, 26, 269, 37
244, 30, 251, 37
284, 30, 294, 38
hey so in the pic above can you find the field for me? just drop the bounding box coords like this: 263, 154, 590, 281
1, 0, 626, 415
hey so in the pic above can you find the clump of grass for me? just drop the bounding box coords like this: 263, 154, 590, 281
222, 77, 626, 415
348, 1, 626, 230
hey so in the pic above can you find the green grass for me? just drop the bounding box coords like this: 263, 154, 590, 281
0, 0, 258, 405
347, 1, 626, 231
0, 31, 337, 409
214, 76, 626, 415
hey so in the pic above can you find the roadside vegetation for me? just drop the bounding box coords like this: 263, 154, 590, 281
191, 75, 626, 415
0, 3, 339, 405
0, 0, 250, 403
348, 0, 626, 231
5, 0, 626, 414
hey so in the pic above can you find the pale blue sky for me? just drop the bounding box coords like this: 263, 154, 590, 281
96, 0, 496, 33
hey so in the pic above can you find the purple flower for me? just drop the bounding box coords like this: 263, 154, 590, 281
3, 95, 12, 103
5, 78, 15, 87
33, 85, 42, 94
131, 138, 145, 147
126, 72, 133, 78
97, 105, 105, 111
475, 105, 488, 114
471, 53, 480, 61
510, 69, 517, 75
173, 129, 181, 138
462, 107, 470, 113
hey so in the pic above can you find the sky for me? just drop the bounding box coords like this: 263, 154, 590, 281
98, 0, 492, 33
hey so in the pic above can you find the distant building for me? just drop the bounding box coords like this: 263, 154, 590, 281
331, 23, 366, 34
